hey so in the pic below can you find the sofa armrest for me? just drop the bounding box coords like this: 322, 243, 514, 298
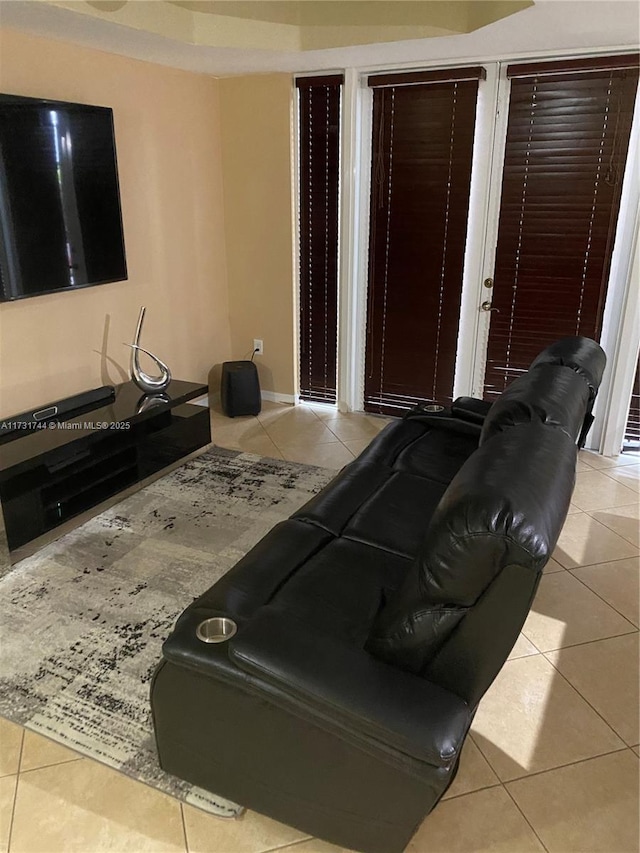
451, 396, 492, 425
228, 607, 471, 768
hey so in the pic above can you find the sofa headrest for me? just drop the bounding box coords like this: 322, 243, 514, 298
529, 336, 606, 398
366, 422, 576, 674
479, 364, 590, 445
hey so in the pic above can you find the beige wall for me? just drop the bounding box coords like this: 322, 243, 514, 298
218, 74, 295, 398
0, 28, 231, 419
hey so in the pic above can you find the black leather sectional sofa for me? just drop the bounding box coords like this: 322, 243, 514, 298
151, 337, 606, 853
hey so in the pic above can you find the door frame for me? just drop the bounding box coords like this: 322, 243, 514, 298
338, 69, 372, 413
596, 79, 640, 454
455, 62, 508, 399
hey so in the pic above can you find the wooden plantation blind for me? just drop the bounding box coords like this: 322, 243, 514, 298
364, 68, 482, 415
297, 75, 342, 403
483, 56, 639, 400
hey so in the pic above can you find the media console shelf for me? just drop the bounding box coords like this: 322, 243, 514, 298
0, 380, 210, 552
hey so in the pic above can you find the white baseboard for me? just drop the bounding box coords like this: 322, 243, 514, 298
192, 391, 296, 408
261, 390, 296, 405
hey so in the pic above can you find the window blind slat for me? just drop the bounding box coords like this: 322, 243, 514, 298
507, 54, 640, 79
296, 74, 344, 88
368, 67, 486, 87
364, 79, 479, 416
483, 66, 638, 401
297, 77, 341, 404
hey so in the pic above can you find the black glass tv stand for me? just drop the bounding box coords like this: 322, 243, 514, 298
0, 380, 210, 553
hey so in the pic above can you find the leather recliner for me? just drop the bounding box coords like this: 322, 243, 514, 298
151, 337, 606, 853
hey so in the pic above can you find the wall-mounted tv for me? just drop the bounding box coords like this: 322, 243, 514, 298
0, 94, 127, 302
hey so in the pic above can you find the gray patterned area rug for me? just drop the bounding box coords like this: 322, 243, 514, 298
0, 446, 334, 817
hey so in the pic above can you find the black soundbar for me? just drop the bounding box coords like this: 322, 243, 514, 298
0, 385, 116, 438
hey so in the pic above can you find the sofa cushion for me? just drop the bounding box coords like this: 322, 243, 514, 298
294, 420, 479, 558
185, 519, 333, 621
292, 462, 393, 537
366, 422, 577, 673
393, 421, 480, 482
273, 538, 411, 646
343, 472, 448, 558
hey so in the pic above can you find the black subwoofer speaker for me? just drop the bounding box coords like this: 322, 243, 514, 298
221, 361, 261, 417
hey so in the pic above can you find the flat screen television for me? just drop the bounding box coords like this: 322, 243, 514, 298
0, 93, 127, 302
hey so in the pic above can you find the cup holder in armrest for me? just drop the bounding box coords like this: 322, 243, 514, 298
196, 617, 238, 644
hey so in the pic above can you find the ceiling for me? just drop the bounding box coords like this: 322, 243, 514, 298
172, 1, 531, 31
9, 0, 535, 52
0, 0, 638, 76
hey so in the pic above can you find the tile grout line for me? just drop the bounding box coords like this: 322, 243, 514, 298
467, 732, 507, 785
179, 803, 190, 853
215, 411, 287, 459
257, 418, 288, 460
578, 453, 640, 472
470, 700, 628, 789
502, 783, 551, 853
603, 472, 638, 492
338, 435, 358, 460
17, 757, 84, 777
582, 505, 639, 548
502, 744, 630, 785
601, 464, 640, 478
542, 651, 636, 746
565, 568, 639, 628
579, 496, 639, 512
6, 726, 25, 853
270, 424, 358, 463
534, 622, 639, 652
443, 746, 633, 806
553, 548, 640, 572
510, 623, 639, 716
572, 494, 639, 515
517, 630, 545, 656
576, 464, 640, 482
507, 650, 543, 662
523, 626, 638, 655
266, 837, 314, 852
564, 503, 638, 532
441, 780, 503, 802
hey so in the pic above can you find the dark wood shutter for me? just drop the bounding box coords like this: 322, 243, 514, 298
297, 75, 342, 403
483, 56, 639, 400
364, 69, 482, 415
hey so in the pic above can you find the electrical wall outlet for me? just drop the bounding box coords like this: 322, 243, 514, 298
253, 339, 264, 356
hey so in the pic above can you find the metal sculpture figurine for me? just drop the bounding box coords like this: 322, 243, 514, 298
125, 307, 171, 393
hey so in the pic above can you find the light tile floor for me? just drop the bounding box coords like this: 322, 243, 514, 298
1, 401, 638, 853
